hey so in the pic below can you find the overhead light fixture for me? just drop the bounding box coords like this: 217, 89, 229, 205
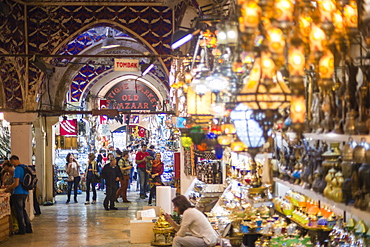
171, 30, 193, 49
171, 29, 200, 50
101, 27, 120, 49
141, 63, 155, 76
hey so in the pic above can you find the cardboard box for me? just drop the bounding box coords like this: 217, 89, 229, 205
0, 215, 10, 242
130, 220, 154, 244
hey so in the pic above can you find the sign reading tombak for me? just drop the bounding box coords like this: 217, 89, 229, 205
114, 59, 139, 71
103, 80, 160, 111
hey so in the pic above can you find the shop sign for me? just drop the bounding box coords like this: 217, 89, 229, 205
103, 80, 160, 111
60, 119, 78, 136
114, 59, 139, 71
99, 99, 108, 124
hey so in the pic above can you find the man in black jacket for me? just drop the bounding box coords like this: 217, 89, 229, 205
101, 153, 122, 210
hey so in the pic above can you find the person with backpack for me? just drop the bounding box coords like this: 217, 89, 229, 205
5, 155, 33, 235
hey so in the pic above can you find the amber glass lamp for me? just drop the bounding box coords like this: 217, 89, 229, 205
309, 24, 326, 60
274, 0, 294, 30
318, 49, 334, 90
231, 138, 248, 152
237, 55, 291, 111
290, 95, 306, 124
218, 135, 233, 146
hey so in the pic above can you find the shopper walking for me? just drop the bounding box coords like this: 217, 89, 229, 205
135, 144, 150, 199
114, 149, 123, 200
66, 153, 81, 204
97, 154, 104, 191
115, 151, 132, 203
84, 153, 98, 205
5, 155, 33, 235
164, 195, 218, 247
101, 153, 121, 210
148, 153, 164, 205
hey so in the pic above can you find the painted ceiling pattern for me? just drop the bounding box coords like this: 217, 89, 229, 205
0, 58, 23, 109
0, 0, 194, 110
26, 5, 173, 105
27, 5, 172, 57
0, 0, 26, 109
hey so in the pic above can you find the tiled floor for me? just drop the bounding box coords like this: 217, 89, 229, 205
1, 187, 156, 247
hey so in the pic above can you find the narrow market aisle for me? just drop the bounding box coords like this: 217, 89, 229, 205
1, 188, 153, 247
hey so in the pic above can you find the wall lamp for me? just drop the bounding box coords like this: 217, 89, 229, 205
101, 27, 120, 49
171, 29, 200, 50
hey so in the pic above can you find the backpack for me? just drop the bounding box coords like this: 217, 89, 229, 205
21, 165, 38, 190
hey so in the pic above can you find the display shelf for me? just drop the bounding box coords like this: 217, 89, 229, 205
303, 133, 370, 143
274, 208, 331, 232
273, 177, 370, 226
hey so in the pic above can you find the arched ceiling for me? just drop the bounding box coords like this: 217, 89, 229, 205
52, 26, 169, 107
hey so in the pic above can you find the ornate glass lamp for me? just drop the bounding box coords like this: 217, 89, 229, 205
230, 103, 265, 159
236, 52, 291, 137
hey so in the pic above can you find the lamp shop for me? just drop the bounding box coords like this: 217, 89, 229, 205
1, 0, 370, 246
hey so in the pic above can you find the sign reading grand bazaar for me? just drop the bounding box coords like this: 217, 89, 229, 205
104, 80, 160, 111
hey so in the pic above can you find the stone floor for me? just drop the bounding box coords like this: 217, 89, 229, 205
1, 186, 157, 247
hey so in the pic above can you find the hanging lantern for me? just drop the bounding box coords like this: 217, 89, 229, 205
217, 135, 233, 146
333, 10, 344, 32
261, 51, 276, 87
216, 23, 227, 45
288, 45, 305, 77
290, 95, 306, 124
189, 126, 205, 145
288, 37, 306, 93
221, 122, 236, 134
184, 70, 192, 84
231, 139, 248, 152
237, 56, 291, 111
274, 0, 294, 30
210, 125, 222, 135
187, 87, 213, 116
267, 27, 285, 54
215, 144, 224, 159
343, 1, 358, 30
190, 73, 210, 96
217, 21, 239, 46
318, 0, 335, 23
232, 59, 245, 74
240, 0, 261, 33
205, 69, 230, 93
181, 136, 193, 148
204, 132, 218, 150
230, 104, 266, 159
309, 24, 326, 59
298, 12, 312, 39
197, 142, 208, 151
319, 49, 334, 89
